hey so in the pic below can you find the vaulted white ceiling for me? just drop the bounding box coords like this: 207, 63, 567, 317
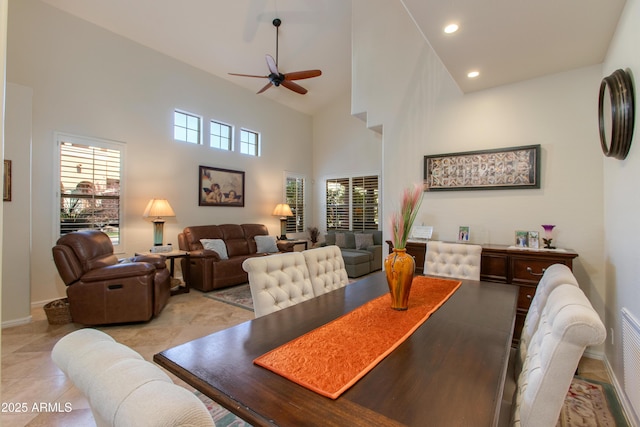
40, 0, 626, 115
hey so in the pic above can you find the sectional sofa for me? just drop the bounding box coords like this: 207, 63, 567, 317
323, 230, 383, 277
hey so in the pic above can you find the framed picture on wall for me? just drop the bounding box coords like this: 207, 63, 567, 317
423, 145, 541, 191
199, 165, 245, 207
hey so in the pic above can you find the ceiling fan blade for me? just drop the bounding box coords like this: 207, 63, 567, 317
256, 82, 273, 94
281, 80, 308, 95
228, 73, 269, 79
284, 69, 322, 81
265, 54, 279, 75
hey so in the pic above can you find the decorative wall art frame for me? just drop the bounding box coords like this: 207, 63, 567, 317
199, 165, 245, 207
3, 160, 11, 202
423, 144, 541, 191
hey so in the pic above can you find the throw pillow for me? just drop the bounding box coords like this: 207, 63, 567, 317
200, 239, 229, 260
355, 233, 374, 249
335, 232, 346, 248
325, 234, 336, 246
255, 235, 278, 253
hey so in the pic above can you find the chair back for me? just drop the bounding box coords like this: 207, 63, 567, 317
242, 252, 314, 317
511, 284, 606, 427
424, 241, 482, 280
52, 230, 118, 285
516, 264, 579, 375
302, 245, 349, 296
52, 329, 215, 427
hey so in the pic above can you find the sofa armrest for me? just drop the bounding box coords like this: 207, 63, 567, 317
277, 241, 296, 252
188, 249, 222, 261
129, 254, 167, 270
81, 263, 155, 282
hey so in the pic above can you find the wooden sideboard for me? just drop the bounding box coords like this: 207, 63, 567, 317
396, 241, 579, 344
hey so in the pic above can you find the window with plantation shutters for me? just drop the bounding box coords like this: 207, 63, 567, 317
351, 175, 379, 230
326, 177, 350, 230
285, 175, 305, 233
326, 175, 379, 231
58, 134, 124, 249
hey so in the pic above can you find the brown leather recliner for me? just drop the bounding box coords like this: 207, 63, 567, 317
52, 230, 171, 325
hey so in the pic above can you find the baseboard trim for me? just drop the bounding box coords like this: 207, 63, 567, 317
1, 315, 32, 329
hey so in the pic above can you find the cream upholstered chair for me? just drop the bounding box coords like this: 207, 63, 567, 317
51, 328, 215, 427
242, 252, 315, 317
424, 241, 482, 280
302, 245, 349, 296
515, 264, 579, 375
510, 284, 606, 427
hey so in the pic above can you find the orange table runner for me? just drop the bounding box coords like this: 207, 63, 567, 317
253, 276, 462, 399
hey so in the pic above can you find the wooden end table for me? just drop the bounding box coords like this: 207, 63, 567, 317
135, 249, 190, 295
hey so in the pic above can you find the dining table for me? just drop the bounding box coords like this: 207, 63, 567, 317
154, 271, 518, 427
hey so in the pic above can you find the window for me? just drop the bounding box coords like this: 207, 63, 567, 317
58, 134, 124, 249
240, 129, 260, 156
174, 110, 201, 144
210, 120, 232, 150
326, 175, 379, 231
285, 175, 305, 233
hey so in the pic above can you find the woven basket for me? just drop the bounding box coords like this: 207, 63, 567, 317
43, 298, 72, 325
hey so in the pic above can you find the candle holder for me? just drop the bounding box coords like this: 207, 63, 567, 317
541, 225, 556, 249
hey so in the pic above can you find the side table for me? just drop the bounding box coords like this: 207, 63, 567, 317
135, 250, 190, 295
278, 239, 308, 252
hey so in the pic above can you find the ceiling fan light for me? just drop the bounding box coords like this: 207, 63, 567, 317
444, 23, 459, 34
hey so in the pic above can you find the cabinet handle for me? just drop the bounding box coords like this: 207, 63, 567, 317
526, 266, 546, 276
526, 294, 532, 299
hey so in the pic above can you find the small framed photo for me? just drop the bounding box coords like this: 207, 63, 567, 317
528, 231, 539, 249
515, 230, 529, 248
458, 226, 470, 242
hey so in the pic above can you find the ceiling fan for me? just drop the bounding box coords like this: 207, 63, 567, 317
229, 18, 322, 95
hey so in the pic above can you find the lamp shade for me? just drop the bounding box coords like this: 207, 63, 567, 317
272, 203, 293, 217
143, 198, 176, 219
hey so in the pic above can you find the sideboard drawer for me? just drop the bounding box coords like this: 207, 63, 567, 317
511, 256, 570, 286
518, 285, 536, 311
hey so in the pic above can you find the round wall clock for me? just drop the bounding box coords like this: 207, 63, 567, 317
598, 69, 635, 160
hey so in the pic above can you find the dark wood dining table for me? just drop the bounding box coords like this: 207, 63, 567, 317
154, 272, 518, 427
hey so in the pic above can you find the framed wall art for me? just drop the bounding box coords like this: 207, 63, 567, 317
199, 165, 245, 207
3, 160, 11, 202
423, 144, 540, 191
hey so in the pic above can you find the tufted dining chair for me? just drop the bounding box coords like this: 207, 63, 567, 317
509, 284, 606, 426
302, 245, 349, 296
242, 252, 315, 317
515, 264, 579, 376
52, 328, 215, 427
424, 241, 482, 280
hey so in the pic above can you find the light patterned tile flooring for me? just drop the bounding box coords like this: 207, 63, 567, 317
1, 288, 611, 426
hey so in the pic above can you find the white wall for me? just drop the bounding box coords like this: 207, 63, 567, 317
4, 0, 313, 313
601, 0, 640, 421
2, 83, 32, 324
312, 93, 382, 233
352, 0, 605, 343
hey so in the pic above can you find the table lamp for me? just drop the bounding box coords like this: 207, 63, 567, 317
143, 198, 176, 246
272, 203, 293, 240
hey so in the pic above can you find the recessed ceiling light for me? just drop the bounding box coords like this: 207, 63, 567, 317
467, 71, 480, 78
444, 24, 459, 34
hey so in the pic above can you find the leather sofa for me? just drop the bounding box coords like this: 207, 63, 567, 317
178, 223, 292, 292
52, 230, 171, 325
323, 230, 383, 277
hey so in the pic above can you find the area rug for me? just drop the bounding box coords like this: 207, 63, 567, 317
203, 283, 253, 311
194, 390, 253, 426
557, 376, 629, 427
254, 276, 461, 399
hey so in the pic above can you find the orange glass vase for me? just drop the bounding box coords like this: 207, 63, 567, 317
384, 248, 416, 310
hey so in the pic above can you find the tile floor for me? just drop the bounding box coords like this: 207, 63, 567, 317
1, 288, 611, 427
